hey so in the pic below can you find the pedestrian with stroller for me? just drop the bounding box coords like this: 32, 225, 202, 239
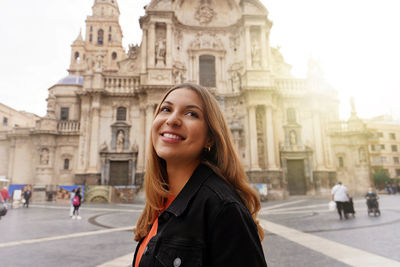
72, 187, 82, 219
23, 186, 32, 208
331, 181, 350, 220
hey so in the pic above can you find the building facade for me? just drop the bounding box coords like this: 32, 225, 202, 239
0, 0, 349, 199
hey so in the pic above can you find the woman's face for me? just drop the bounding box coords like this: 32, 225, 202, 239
152, 88, 210, 165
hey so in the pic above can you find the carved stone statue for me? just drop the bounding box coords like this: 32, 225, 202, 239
289, 130, 297, 146
251, 41, 261, 67
231, 71, 241, 93
40, 148, 49, 165
359, 147, 366, 162
155, 39, 166, 67
95, 53, 105, 71
116, 130, 125, 152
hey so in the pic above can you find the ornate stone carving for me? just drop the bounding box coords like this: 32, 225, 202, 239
173, 61, 186, 84
116, 130, 125, 152
95, 52, 105, 71
251, 40, 261, 68
155, 38, 166, 67
190, 32, 224, 50
127, 44, 139, 59
195, 2, 215, 25
40, 148, 50, 165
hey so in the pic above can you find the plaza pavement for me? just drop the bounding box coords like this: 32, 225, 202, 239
0, 195, 400, 266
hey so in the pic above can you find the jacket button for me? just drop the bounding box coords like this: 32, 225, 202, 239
173, 257, 181, 267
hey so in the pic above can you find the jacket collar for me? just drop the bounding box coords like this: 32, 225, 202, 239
165, 163, 212, 217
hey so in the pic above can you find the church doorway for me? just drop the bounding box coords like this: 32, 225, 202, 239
287, 159, 306, 195
109, 161, 129, 185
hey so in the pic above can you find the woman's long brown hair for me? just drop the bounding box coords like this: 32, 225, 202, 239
134, 83, 264, 241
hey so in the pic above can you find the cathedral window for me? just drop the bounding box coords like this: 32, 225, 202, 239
64, 159, 70, 170
199, 55, 216, 87
112, 52, 117, 60
338, 157, 344, 168
60, 107, 69, 121
109, 26, 112, 32
97, 29, 104, 45
3, 117, 8, 126
108, 34, 112, 42
90, 26, 93, 32
287, 108, 296, 123
117, 107, 127, 121
89, 34, 93, 42
74, 52, 80, 62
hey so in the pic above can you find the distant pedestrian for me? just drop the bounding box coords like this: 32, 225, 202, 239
23, 186, 32, 208
72, 188, 82, 220
69, 188, 76, 218
331, 181, 349, 220
0, 187, 9, 205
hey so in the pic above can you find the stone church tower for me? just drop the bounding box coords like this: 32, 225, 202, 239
0, 0, 343, 199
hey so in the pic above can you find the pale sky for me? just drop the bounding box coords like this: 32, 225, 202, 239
1, 0, 399, 120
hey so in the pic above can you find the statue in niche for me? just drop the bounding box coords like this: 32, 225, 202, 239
95, 53, 105, 71
359, 147, 366, 162
40, 148, 49, 165
231, 71, 241, 93
251, 40, 261, 67
116, 130, 125, 152
155, 39, 166, 67
173, 69, 185, 84
289, 130, 297, 146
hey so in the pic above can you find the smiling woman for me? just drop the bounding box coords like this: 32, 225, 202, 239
133, 83, 267, 267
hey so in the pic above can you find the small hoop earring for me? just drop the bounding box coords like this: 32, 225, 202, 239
206, 146, 211, 152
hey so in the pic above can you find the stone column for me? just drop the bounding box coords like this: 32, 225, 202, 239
148, 23, 155, 68
248, 106, 260, 170
77, 96, 90, 172
265, 106, 277, 169
141, 28, 147, 73
145, 104, 154, 158
136, 107, 146, 173
88, 94, 101, 173
245, 26, 252, 69
312, 111, 324, 168
261, 26, 267, 70
166, 23, 172, 68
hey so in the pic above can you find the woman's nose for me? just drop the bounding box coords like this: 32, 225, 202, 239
166, 112, 181, 127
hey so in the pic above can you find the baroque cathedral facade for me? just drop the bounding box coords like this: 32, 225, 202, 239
2, 0, 368, 199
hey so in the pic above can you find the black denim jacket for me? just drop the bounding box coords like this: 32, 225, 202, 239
133, 164, 267, 267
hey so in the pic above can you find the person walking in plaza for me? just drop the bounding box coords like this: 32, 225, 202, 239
69, 188, 76, 218
331, 181, 350, 220
72, 187, 82, 220
23, 186, 32, 208
0, 187, 9, 207
133, 83, 267, 267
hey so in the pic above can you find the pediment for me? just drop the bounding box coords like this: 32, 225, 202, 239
147, 0, 173, 11
241, 0, 268, 16
117, 58, 139, 75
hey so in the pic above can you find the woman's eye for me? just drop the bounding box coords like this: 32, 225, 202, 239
187, 111, 199, 118
160, 106, 170, 112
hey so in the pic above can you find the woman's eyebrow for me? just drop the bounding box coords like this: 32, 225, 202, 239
162, 101, 203, 112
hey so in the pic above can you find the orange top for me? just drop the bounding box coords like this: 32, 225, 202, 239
135, 197, 175, 267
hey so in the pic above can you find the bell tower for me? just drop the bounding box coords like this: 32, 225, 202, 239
68, 0, 126, 75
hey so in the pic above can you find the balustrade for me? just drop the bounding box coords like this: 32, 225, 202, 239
104, 76, 139, 94
57, 120, 80, 133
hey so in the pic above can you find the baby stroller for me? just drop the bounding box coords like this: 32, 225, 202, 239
365, 192, 380, 217
344, 197, 356, 218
